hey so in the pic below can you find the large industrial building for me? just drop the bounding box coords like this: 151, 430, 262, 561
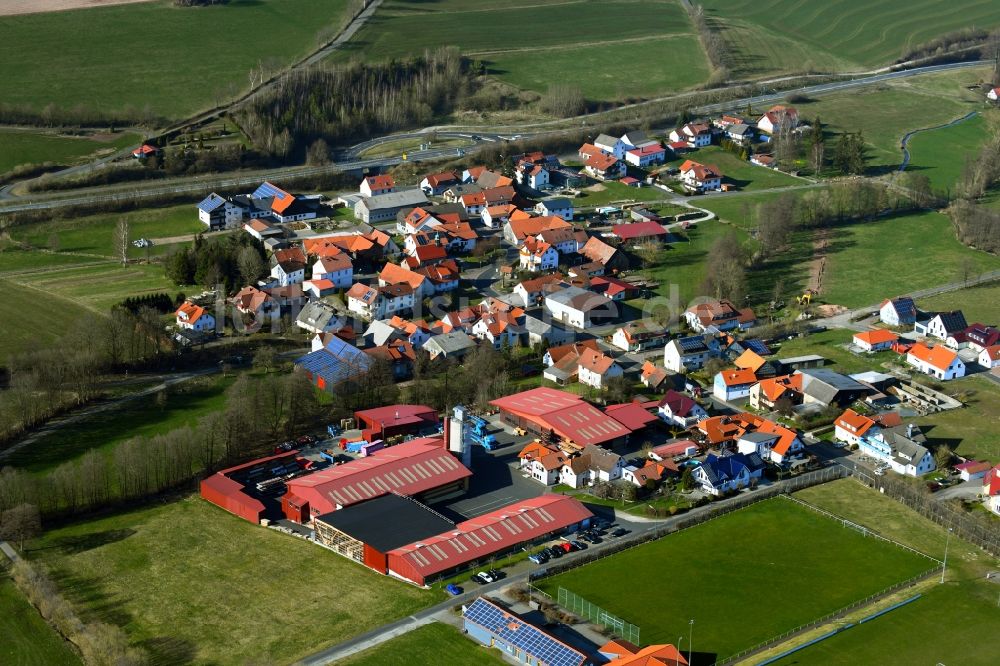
314, 493, 593, 585
282, 437, 471, 521
354, 404, 439, 442
200, 450, 305, 523
490, 387, 633, 449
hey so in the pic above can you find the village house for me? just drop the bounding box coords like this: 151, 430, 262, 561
175, 301, 215, 332
657, 390, 708, 429
624, 142, 667, 167
311, 253, 353, 289
544, 286, 616, 329
853, 329, 898, 352
693, 452, 764, 495
611, 323, 667, 352
725, 123, 754, 145
559, 445, 625, 489
345, 283, 415, 321
664, 335, 719, 373
589, 275, 637, 301
906, 342, 966, 380
355, 189, 429, 224
576, 347, 624, 389
360, 174, 396, 197
518, 237, 559, 273
915, 310, 967, 340
748, 374, 803, 411
979, 345, 1000, 369
582, 150, 626, 180
593, 133, 627, 159
685, 299, 755, 333
518, 441, 569, 485
419, 171, 459, 196
231, 285, 279, 323
295, 301, 349, 336
834, 409, 935, 476
503, 214, 571, 246
640, 361, 671, 391
984, 465, 1000, 516
669, 122, 713, 148
947, 323, 1000, 352
713, 368, 758, 401
424, 330, 477, 360
534, 197, 574, 221
481, 204, 523, 229
197, 193, 244, 230
513, 273, 565, 307
679, 160, 722, 192
516, 162, 551, 190
757, 105, 799, 134
543, 340, 600, 386
879, 296, 917, 327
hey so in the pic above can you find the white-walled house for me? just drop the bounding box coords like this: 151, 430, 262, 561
693, 453, 763, 496
576, 348, 623, 389
906, 343, 966, 380
175, 302, 215, 332
657, 390, 708, 428
979, 345, 1000, 368
311, 255, 353, 289
593, 133, 626, 159
519, 238, 559, 273
534, 198, 574, 221
271, 259, 305, 287
879, 297, 917, 327
197, 193, 244, 230
916, 310, 967, 340
544, 286, 615, 329
679, 160, 722, 191
360, 174, 395, 197
663, 336, 718, 373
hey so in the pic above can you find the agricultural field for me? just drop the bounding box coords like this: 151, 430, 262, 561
0, 129, 140, 174
914, 376, 1000, 463
0, 563, 82, 666
536, 498, 934, 659
903, 112, 988, 192
783, 480, 1000, 666
10, 204, 203, 260
820, 210, 1000, 308
0, 0, 351, 120
4, 374, 233, 474
701, 0, 1000, 74
918, 281, 1000, 325
27, 496, 432, 665
0, 278, 93, 364
338, 622, 509, 666
665, 146, 805, 190
8, 262, 181, 312
330, 0, 710, 102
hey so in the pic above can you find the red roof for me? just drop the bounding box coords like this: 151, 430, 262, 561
387, 495, 592, 580
603, 402, 658, 430
364, 174, 395, 190
491, 387, 632, 446
626, 143, 666, 157
284, 438, 471, 514
984, 465, 1000, 496
613, 221, 668, 241
355, 404, 438, 430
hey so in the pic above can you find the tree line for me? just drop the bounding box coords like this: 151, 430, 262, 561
943, 113, 1000, 255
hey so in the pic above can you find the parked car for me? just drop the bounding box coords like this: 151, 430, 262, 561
571, 540, 587, 550
446, 584, 463, 596
528, 552, 549, 565
559, 542, 574, 553
472, 571, 496, 584
610, 528, 629, 538
547, 545, 564, 558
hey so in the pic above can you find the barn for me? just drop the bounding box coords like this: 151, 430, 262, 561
354, 404, 439, 442
200, 450, 303, 523
282, 437, 471, 521
490, 387, 633, 449
386, 495, 593, 585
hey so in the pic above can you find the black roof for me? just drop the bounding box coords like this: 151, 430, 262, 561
935, 310, 967, 334
314, 493, 455, 553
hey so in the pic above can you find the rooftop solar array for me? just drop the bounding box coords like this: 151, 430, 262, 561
744, 339, 771, 356
197, 193, 226, 213
677, 336, 708, 352
463, 597, 585, 666
252, 181, 291, 200
295, 337, 372, 385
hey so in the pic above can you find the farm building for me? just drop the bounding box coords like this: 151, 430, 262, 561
490, 387, 632, 449
295, 336, 373, 390
200, 450, 305, 523
388, 495, 593, 585
354, 404, 439, 442
282, 437, 471, 521
463, 596, 588, 666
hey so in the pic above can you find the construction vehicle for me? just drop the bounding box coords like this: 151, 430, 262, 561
796, 290, 815, 306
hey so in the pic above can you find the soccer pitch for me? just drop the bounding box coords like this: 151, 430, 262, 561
537, 497, 936, 660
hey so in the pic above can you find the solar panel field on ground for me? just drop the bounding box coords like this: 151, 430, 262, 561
537, 497, 935, 660
328, 0, 711, 102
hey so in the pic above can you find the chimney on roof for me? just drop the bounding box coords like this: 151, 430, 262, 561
907, 424, 915, 438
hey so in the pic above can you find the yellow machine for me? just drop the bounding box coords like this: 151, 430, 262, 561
797, 290, 814, 306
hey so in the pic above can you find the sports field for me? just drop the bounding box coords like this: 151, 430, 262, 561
701, 0, 1000, 74
27, 496, 432, 665
0, 563, 82, 666
338, 622, 509, 666
0, 129, 140, 174
536, 498, 934, 659
783, 480, 1000, 666
0, 0, 350, 120
330, 0, 710, 102
903, 112, 988, 192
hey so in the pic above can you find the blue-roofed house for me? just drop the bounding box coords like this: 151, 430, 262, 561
693, 452, 764, 496
295, 336, 372, 391
197, 192, 244, 231
463, 597, 588, 666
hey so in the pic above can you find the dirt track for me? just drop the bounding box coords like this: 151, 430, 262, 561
0, 0, 154, 17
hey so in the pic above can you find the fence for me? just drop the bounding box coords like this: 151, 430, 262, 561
851, 469, 1000, 557
715, 570, 936, 665
557, 587, 640, 645
780, 494, 943, 565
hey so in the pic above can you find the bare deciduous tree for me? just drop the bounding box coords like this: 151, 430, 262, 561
113, 218, 130, 265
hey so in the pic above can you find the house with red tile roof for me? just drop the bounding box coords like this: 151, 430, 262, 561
231, 285, 279, 322
600, 640, 688, 666
641, 360, 671, 390
175, 301, 215, 332
984, 465, 1000, 515
519, 237, 559, 273
577, 347, 624, 389
613, 220, 669, 243
978, 344, 1000, 369
582, 151, 626, 180
685, 298, 755, 333
853, 329, 898, 352
503, 214, 571, 245
513, 273, 566, 307
360, 174, 395, 197
378, 262, 431, 297
624, 142, 667, 167
757, 105, 799, 134
906, 342, 966, 380
679, 159, 722, 191
713, 367, 758, 401
579, 236, 630, 273
749, 374, 803, 410
419, 171, 459, 196
611, 321, 667, 352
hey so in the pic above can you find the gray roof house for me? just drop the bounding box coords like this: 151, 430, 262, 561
424, 330, 476, 360
523, 315, 575, 347
295, 301, 347, 335
796, 369, 870, 407
354, 189, 428, 224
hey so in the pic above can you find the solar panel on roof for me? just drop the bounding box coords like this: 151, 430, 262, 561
463, 599, 584, 666
252, 181, 290, 199
678, 336, 707, 352
197, 193, 226, 213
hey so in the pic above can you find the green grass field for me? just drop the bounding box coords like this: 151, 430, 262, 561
772, 329, 896, 375
5, 374, 233, 474
0, 249, 106, 274
702, 0, 1000, 73
536, 498, 934, 658
331, 0, 709, 102
786, 480, 1000, 666
667, 146, 805, 190
918, 281, 1000, 324
574, 181, 670, 208
0, 278, 93, 364
27, 496, 432, 665
0, 0, 349, 120
338, 622, 509, 666
0, 564, 82, 666
820, 210, 1000, 307
903, 112, 988, 192
12, 262, 181, 312
0, 129, 140, 174
914, 376, 1000, 462
11, 204, 203, 260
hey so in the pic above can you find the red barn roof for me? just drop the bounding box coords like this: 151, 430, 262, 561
490, 387, 631, 446
613, 221, 668, 241
355, 404, 438, 430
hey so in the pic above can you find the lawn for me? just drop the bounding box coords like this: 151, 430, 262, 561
0, 129, 140, 174
665, 146, 804, 190
914, 376, 1000, 462
701, 0, 1000, 72
330, 0, 708, 102
771, 329, 896, 375
0, 0, 350, 120
536, 498, 934, 659
783, 480, 1000, 666
820, 210, 1000, 308
0, 278, 93, 364
0, 563, 81, 666
12, 262, 183, 312
11, 204, 203, 260
338, 622, 509, 666
27, 496, 432, 665
4, 374, 233, 474
0, 248, 107, 274
903, 112, 988, 193
917, 280, 1000, 325
573, 181, 671, 208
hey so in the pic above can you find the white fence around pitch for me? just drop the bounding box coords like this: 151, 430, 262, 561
557, 587, 640, 645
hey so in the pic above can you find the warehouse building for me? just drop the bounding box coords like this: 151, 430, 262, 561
490, 387, 633, 449
200, 450, 305, 523
282, 437, 471, 522
354, 404, 439, 442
